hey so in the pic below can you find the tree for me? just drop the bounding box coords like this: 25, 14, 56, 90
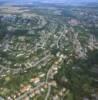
54, 50, 98, 100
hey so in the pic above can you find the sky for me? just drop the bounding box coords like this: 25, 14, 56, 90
0, 0, 98, 5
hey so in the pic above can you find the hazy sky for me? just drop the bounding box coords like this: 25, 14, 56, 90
0, 0, 98, 4
8, 0, 97, 1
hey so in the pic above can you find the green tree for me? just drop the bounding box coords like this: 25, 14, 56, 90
54, 50, 98, 100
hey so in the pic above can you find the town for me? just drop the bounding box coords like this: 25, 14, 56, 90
0, 2, 98, 100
